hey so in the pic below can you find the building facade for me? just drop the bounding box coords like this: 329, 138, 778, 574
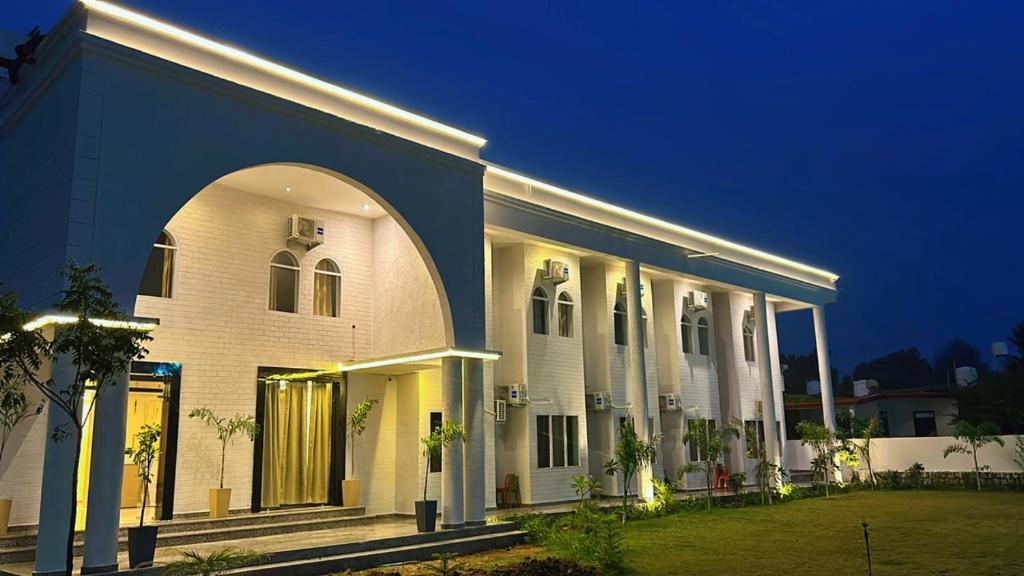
0, 2, 838, 573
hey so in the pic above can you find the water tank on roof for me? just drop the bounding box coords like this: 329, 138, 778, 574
806, 380, 821, 396
954, 366, 978, 387
992, 341, 1009, 358
853, 379, 879, 398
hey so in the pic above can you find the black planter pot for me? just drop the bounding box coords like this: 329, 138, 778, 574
127, 525, 158, 569
415, 500, 437, 533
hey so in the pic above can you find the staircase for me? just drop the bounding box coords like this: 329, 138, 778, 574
0, 506, 367, 565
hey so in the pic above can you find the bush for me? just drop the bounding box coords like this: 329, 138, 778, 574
903, 462, 926, 489
510, 507, 624, 573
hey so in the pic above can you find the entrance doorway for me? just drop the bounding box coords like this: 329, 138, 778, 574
253, 369, 346, 511
76, 362, 182, 528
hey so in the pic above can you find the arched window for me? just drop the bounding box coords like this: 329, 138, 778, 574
557, 292, 574, 338
613, 301, 627, 346
742, 316, 756, 362
642, 308, 649, 348
680, 314, 694, 354
532, 287, 549, 335
269, 251, 300, 313
313, 259, 342, 317
139, 230, 176, 298
698, 317, 711, 356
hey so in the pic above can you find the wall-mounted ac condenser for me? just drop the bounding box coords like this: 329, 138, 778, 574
585, 391, 611, 411
659, 393, 682, 412
287, 215, 325, 248
544, 259, 570, 284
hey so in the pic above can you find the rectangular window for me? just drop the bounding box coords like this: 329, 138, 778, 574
429, 412, 442, 473
537, 415, 579, 469
687, 418, 717, 462
913, 410, 937, 437
744, 420, 766, 458
878, 410, 890, 436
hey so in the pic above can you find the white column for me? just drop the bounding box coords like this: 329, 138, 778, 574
34, 354, 77, 576
463, 357, 485, 526
813, 305, 837, 431
440, 356, 464, 529
753, 293, 781, 468
624, 260, 653, 501
82, 370, 130, 574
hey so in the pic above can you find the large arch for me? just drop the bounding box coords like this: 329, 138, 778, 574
74, 51, 486, 348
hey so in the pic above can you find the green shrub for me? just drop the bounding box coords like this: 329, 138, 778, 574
904, 462, 925, 489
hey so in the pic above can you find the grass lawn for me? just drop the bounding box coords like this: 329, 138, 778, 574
358, 490, 1024, 575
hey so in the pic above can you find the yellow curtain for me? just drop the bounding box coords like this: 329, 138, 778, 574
283, 384, 306, 505
261, 384, 285, 508
160, 248, 174, 297
304, 384, 332, 503
75, 389, 97, 528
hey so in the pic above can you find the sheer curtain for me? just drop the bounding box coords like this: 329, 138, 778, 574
304, 384, 332, 503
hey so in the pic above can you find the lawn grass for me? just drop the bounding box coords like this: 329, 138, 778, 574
621, 490, 1024, 575
356, 490, 1024, 575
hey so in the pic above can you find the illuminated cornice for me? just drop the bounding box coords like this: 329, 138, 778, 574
264, 348, 501, 381
484, 164, 840, 287
79, 0, 486, 153
1, 314, 159, 342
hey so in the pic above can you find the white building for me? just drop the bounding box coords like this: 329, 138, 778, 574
0, 2, 839, 573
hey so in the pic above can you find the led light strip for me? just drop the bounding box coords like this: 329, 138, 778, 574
337, 348, 501, 372
486, 165, 840, 284
1, 314, 159, 342
79, 0, 487, 148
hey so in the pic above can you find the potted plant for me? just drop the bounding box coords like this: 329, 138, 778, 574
416, 421, 465, 533
343, 398, 378, 508
188, 408, 259, 518
0, 370, 38, 535
126, 423, 160, 568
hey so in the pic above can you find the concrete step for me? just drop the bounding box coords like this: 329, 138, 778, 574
0, 507, 366, 565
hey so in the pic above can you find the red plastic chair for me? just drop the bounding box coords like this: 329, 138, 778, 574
713, 463, 730, 492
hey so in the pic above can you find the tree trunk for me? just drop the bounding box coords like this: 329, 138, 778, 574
66, 425, 83, 576
423, 453, 430, 502
220, 441, 226, 489
621, 473, 628, 524
705, 466, 712, 512
973, 448, 981, 491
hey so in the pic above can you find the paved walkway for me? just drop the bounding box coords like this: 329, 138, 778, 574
0, 519, 419, 575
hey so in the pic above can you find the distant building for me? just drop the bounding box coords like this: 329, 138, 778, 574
786, 390, 957, 438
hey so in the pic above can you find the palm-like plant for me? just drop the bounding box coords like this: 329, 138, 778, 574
347, 398, 378, 480
856, 417, 881, 488
570, 474, 602, 509
188, 408, 260, 489
128, 424, 161, 526
603, 419, 658, 523
420, 421, 465, 501
944, 420, 1004, 491
161, 549, 261, 576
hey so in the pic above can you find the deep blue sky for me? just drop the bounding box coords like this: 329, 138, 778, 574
7, 1, 1023, 374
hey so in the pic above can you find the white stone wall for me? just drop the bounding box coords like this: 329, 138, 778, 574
131, 183, 443, 515
522, 244, 588, 503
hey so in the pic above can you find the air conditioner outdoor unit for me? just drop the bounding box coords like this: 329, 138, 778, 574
287, 215, 325, 248
494, 399, 507, 422
659, 393, 681, 412
585, 391, 611, 411
688, 290, 709, 311
544, 260, 570, 284
503, 383, 527, 406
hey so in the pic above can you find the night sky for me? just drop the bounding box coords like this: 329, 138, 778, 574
6, 1, 1023, 375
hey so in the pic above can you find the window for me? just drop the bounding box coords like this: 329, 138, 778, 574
742, 319, 756, 362
556, 292, 574, 338
537, 415, 579, 468
532, 287, 549, 335
269, 251, 300, 313
681, 314, 694, 354
687, 418, 717, 462
613, 301, 627, 345
744, 420, 765, 458
313, 259, 342, 317
913, 410, 937, 437
878, 410, 890, 436
139, 230, 176, 298
641, 308, 649, 348
429, 412, 442, 472
698, 317, 711, 356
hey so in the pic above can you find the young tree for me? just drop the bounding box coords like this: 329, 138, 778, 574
570, 474, 602, 510
744, 422, 779, 504
604, 419, 658, 523
0, 264, 152, 575
188, 408, 260, 489
347, 398, 379, 480
943, 420, 1005, 491
796, 421, 838, 497
420, 421, 465, 502
681, 418, 741, 511
856, 417, 881, 488
0, 352, 39, 473
127, 424, 160, 526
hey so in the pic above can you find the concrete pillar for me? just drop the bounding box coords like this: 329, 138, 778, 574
81, 370, 131, 574
34, 353, 78, 576
812, 305, 837, 431
440, 356, 464, 529
463, 358, 485, 526
710, 293, 744, 474
624, 260, 653, 500
753, 293, 781, 468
